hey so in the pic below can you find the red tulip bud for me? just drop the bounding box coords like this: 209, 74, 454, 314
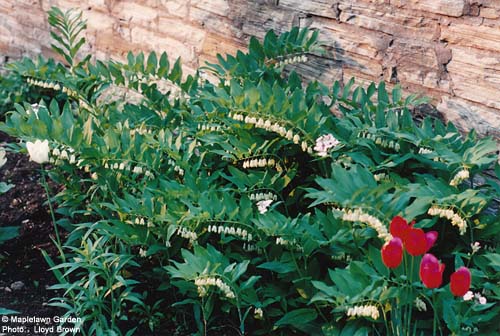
390, 216, 409, 240
450, 266, 471, 297
420, 253, 445, 289
381, 237, 404, 268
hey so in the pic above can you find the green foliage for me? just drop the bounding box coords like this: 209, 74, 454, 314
47, 6, 88, 69
1, 7, 499, 336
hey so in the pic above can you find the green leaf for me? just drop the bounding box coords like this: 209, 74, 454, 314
483, 253, 500, 271
0, 226, 19, 243
257, 261, 296, 274
377, 81, 389, 104
0, 307, 19, 315
158, 52, 170, 78
0, 182, 14, 193
146, 51, 158, 74
274, 308, 317, 327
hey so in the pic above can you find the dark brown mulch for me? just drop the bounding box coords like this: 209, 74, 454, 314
0, 133, 64, 335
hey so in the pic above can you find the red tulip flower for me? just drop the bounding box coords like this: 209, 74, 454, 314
405, 227, 428, 256
450, 266, 471, 296
390, 216, 410, 240
381, 237, 403, 268
420, 253, 445, 289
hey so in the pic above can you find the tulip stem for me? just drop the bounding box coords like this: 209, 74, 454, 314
407, 256, 414, 336
432, 290, 438, 336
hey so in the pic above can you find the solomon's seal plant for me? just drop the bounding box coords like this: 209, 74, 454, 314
0, 6, 498, 336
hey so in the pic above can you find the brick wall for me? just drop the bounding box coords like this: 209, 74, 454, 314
1, 0, 499, 138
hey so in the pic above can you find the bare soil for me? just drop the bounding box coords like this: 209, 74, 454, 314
0, 134, 64, 335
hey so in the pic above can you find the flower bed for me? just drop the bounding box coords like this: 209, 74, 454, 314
0, 7, 498, 336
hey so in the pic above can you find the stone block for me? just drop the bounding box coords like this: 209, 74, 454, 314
437, 96, 500, 138
480, 7, 500, 19
158, 0, 189, 18
157, 17, 206, 51
310, 17, 392, 59
279, 0, 340, 19
112, 2, 159, 27
338, 2, 440, 41
441, 23, 500, 53
392, 0, 465, 17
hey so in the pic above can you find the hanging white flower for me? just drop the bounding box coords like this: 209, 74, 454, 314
313, 134, 340, 157
257, 199, 273, 214
0, 148, 7, 168
26, 139, 50, 164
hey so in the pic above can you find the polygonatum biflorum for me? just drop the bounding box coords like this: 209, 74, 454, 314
1, 6, 499, 336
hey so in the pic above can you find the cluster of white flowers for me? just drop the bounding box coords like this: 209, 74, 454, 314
254, 307, 264, 320
250, 192, 277, 202
26, 103, 40, 118
275, 236, 303, 252
257, 199, 273, 214
27, 78, 77, 96
336, 207, 391, 242
176, 227, 198, 242
314, 134, 340, 157
276, 54, 308, 67
50, 146, 77, 165
194, 276, 235, 299
358, 131, 401, 151
139, 248, 147, 257
428, 206, 467, 235
229, 113, 313, 153
242, 157, 280, 170
197, 123, 222, 132
167, 158, 184, 176
414, 297, 427, 312
449, 168, 470, 187
347, 305, 379, 320
207, 224, 253, 241
463, 291, 487, 305
0, 147, 7, 168
331, 253, 352, 262
130, 128, 153, 136
102, 161, 156, 179
461, 326, 479, 334
133, 217, 154, 227
243, 243, 258, 252
470, 241, 481, 254
373, 172, 387, 182
418, 147, 433, 155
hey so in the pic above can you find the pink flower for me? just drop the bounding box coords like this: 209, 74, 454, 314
424, 231, 438, 252
419, 253, 445, 289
